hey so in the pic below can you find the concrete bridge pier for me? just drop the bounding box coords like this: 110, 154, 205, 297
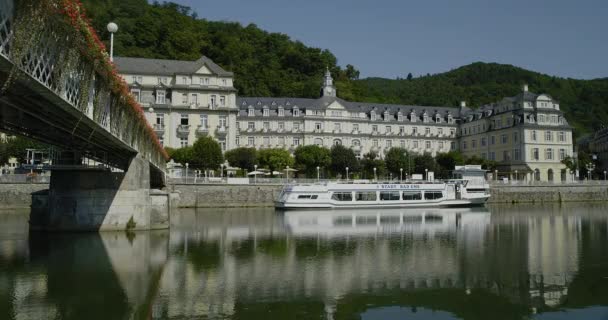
30, 154, 171, 231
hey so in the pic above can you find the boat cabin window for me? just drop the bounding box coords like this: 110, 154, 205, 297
331, 192, 353, 201
355, 192, 377, 201
380, 191, 400, 201
297, 195, 319, 200
402, 191, 422, 201
424, 191, 443, 200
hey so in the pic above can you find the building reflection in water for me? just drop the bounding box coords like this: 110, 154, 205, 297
1, 204, 608, 319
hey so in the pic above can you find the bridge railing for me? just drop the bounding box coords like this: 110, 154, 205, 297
0, 0, 167, 169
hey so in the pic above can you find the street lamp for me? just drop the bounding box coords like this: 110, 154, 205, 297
345, 167, 349, 182
494, 169, 498, 181
604, 170, 607, 181
585, 163, 595, 180
317, 166, 320, 182
400, 168, 403, 183
515, 170, 518, 182
286, 165, 290, 182
254, 164, 258, 184
425, 168, 428, 181
373, 167, 377, 182
220, 164, 224, 178
107, 22, 118, 62
185, 162, 189, 184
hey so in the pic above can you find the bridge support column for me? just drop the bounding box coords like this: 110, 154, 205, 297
31, 154, 170, 231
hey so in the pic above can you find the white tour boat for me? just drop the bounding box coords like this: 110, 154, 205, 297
275, 165, 490, 210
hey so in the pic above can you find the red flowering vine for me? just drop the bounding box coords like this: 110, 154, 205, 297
56, 0, 168, 160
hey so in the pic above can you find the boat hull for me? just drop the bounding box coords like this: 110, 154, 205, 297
275, 196, 489, 210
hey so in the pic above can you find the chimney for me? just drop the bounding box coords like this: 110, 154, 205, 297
460, 101, 466, 108
523, 84, 529, 92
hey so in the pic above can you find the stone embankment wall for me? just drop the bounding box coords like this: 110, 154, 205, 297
489, 185, 608, 204
1, 183, 608, 209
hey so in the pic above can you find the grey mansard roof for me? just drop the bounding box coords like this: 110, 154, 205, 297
114, 56, 234, 77
236, 96, 463, 120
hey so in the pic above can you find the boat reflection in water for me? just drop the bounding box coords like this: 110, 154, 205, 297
280, 207, 490, 238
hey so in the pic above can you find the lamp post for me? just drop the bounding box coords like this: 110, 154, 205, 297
345, 167, 349, 182
254, 164, 258, 184
220, 164, 224, 178
515, 170, 518, 182
494, 169, 498, 181
107, 22, 118, 62
585, 163, 595, 180
185, 163, 189, 184
373, 167, 377, 182
400, 168, 403, 183
317, 166, 320, 182
286, 166, 290, 182
425, 168, 428, 182
604, 170, 607, 181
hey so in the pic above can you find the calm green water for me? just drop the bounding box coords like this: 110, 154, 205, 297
1, 204, 608, 320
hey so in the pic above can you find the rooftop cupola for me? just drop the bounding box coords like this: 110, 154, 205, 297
321, 67, 336, 98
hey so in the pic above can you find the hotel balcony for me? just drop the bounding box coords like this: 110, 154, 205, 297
333, 129, 342, 134
216, 125, 228, 136
352, 129, 360, 135
277, 128, 285, 133
196, 125, 209, 137
371, 131, 379, 136
153, 123, 165, 135
176, 124, 190, 137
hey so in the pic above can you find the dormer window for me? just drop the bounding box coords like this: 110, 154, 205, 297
155, 89, 166, 104
435, 114, 441, 123
248, 107, 255, 117
263, 107, 269, 117
293, 107, 299, 117
410, 111, 417, 123
384, 111, 390, 121
397, 112, 403, 122
423, 112, 429, 123
371, 111, 376, 121
278, 107, 284, 117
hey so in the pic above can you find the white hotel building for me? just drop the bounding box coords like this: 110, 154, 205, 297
116, 56, 574, 182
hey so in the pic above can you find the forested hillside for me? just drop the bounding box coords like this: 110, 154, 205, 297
82, 0, 608, 137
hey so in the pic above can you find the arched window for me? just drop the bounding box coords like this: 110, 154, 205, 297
534, 169, 541, 181
314, 138, 323, 146
333, 139, 342, 146
352, 139, 361, 147
548, 169, 554, 182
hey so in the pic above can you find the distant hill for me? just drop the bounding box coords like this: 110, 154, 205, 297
83, 1, 608, 137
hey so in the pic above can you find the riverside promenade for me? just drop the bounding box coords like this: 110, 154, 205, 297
1, 175, 608, 208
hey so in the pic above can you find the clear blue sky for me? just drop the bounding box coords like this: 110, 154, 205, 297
168, 0, 607, 79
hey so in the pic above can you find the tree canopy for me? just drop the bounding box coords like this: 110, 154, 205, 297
224, 147, 257, 171
329, 145, 359, 177
192, 136, 223, 170
294, 145, 331, 178
257, 148, 294, 173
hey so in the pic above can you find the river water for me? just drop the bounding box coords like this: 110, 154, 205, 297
1, 204, 608, 319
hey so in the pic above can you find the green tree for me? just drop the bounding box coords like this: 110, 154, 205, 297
192, 137, 223, 170
384, 148, 412, 177
257, 148, 294, 174
0, 136, 47, 165
329, 144, 359, 177
361, 152, 386, 180
294, 145, 331, 178
345, 64, 360, 80
224, 147, 257, 171
406, 73, 413, 80
413, 153, 438, 175
167, 146, 194, 165
435, 151, 465, 178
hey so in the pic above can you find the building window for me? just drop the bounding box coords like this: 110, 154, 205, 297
412, 127, 418, 135
263, 122, 270, 130
491, 135, 495, 145
315, 122, 322, 131
503, 150, 510, 161
386, 126, 392, 133
513, 132, 518, 143
248, 107, 254, 117
425, 141, 431, 149
334, 123, 341, 132
545, 131, 552, 141
546, 148, 553, 160
501, 134, 508, 144
210, 95, 217, 108
532, 130, 537, 141
293, 122, 300, 131
219, 116, 227, 127
372, 125, 378, 133
293, 137, 300, 146
181, 93, 188, 104
247, 122, 255, 130
451, 142, 456, 150
191, 94, 198, 105
462, 141, 467, 150
156, 114, 164, 125
277, 108, 284, 117
398, 113, 403, 121
236, 136, 240, 146
373, 139, 379, 147
200, 115, 208, 128
278, 137, 285, 145
533, 148, 539, 160
263, 137, 270, 146
514, 148, 520, 160
438, 141, 444, 149
558, 131, 566, 142
181, 76, 188, 84
559, 149, 566, 160
472, 140, 477, 148
353, 139, 361, 147
481, 137, 486, 146
180, 137, 188, 148
386, 140, 393, 148
220, 96, 226, 106
353, 123, 359, 132
222, 79, 227, 86
278, 122, 285, 130
130, 89, 140, 102
371, 111, 376, 121
413, 141, 419, 149
156, 90, 166, 104
180, 114, 189, 125
293, 107, 299, 117
263, 108, 269, 117
425, 127, 431, 135
248, 137, 255, 146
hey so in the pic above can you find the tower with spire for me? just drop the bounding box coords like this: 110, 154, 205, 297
321, 67, 336, 97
